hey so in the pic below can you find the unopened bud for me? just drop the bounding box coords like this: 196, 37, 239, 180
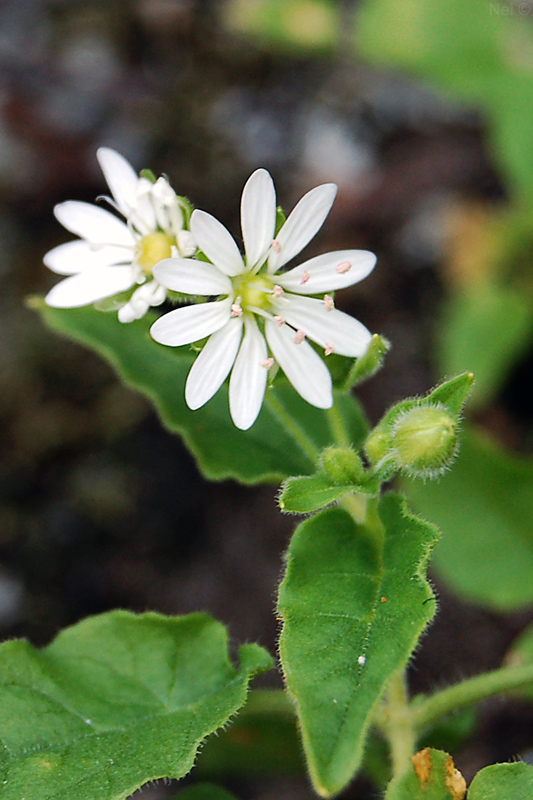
392, 404, 458, 478
321, 446, 364, 485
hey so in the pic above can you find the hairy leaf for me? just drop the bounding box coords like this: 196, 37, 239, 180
468, 762, 533, 799
384, 748, 466, 800
277, 494, 439, 796
0, 611, 272, 800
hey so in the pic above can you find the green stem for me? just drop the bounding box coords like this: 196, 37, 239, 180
265, 391, 320, 463
327, 398, 351, 446
378, 670, 417, 778
412, 663, 533, 733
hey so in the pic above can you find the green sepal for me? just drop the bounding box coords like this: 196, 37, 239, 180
468, 762, 533, 798
0, 610, 272, 800
178, 195, 195, 228
277, 494, 439, 797
139, 168, 157, 183
384, 748, 466, 800
364, 372, 474, 478
339, 334, 390, 391
275, 205, 286, 235
279, 446, 379, 514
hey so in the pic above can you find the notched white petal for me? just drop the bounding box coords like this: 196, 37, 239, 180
191, 210, 244, 277
241, 168, 276, 268
150, 298, 232, 347
45, 266, 134, 308
43, 240, 130, 275
229, 317, 268, 430
268, 182, 337, 271
265, 320, 332, 409
185, 317, 243, 409
277, 250, 376, 295
277, 294, 372, 357
153, 258, 231, 296
54, 201, 134, 247
96, 148, 139, 217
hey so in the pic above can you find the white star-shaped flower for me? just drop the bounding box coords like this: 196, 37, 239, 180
150, 169, 376, 430
43, 148, 196, 322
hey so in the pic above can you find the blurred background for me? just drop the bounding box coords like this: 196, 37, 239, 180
1, 1, 533, 798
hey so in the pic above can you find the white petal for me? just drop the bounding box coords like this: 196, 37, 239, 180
265, 320, 332, 409
150, 298, 232, 346
153, 258, 232, 295
229, 316, 268, 430
268, 183, 337, 271
45, 266, 134, 308
275, 294, 372, 357
96, 148, 139, 217
43, 240, 132, 275
54, 201, 134, 247
131, 178, 157, 234
190, 210, 245, 277
241, 169, 276, 268
276, 249, 376, 294
185, 317, 243, 409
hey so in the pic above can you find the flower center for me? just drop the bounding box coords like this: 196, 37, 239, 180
137, 232, 174, 275
232, 272, 274, 313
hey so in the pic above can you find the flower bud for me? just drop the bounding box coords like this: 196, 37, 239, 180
392, 403, 458, 478
321, 446, 365, 485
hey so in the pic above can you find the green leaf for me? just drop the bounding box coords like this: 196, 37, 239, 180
384, 748, 466, 800
403, 426, 533, 611
436, 286, 533, 410
172, 784, 240, 800
0, 610, 272, 800
277, 494, 439, 797
468, 762, 533, 799
34, 302, 369, 484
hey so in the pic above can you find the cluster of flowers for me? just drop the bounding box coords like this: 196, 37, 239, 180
44, 150, 376, 429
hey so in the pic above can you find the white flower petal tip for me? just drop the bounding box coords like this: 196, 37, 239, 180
150, 298, 232, 347
190, 210, 244, 277
45, 266, 135, 308
96, 148, 139, 217
229, 318, 268, 430
241, 168, 276, 267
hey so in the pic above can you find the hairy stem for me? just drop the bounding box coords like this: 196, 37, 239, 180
378, 670, 417, 778
412, 663, 533, 733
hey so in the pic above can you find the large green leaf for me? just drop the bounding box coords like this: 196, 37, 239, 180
0, 611, 272, 800
35, 302, 369, 484
436, 286, 533, 410
468, 762, 533, 799
277, 493, 439, 797
384, 748, 466, 800
404, 426, 533, 611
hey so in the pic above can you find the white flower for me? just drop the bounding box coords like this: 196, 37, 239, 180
150, 169, 376, 430
43, 148, 196, 322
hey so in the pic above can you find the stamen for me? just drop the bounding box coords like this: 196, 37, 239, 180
260, 358, 275, 369
294, 330, 306, 345
231, 298, 243, 317
273, 284, 284, 297
300, 270, 310, 285
271, 239, 282, 253
324, 294, 335, 311
336, 261, 352, 274
274, 315, 285, 326
325, 342, 335, 356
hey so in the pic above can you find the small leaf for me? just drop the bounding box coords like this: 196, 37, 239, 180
468, 762, 533, 799
403, 426, 533, 611
35, 302, 369, 484
384, 748, 466, 800
172, 784, 240, 800
0, 611, 272, 800
277, 494, 439, 797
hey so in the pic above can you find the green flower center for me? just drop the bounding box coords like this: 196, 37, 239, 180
137, 232, 174, 275
232, 272, 274, 313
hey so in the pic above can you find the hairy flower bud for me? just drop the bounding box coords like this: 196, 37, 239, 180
321, 446, 365, 485
392, 404, 458, 478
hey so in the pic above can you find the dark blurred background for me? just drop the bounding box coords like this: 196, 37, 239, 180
1, 1, 532, 798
